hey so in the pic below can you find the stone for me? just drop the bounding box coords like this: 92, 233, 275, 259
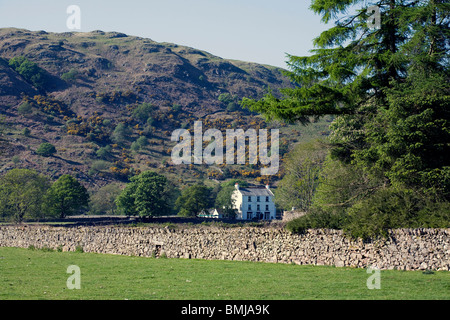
0, 225, 448, 271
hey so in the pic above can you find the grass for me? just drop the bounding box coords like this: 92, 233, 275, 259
0, 247, 449, 300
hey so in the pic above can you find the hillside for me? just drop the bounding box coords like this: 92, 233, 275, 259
0, 28, 331, 191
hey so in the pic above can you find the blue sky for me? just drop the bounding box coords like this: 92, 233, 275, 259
0, 0, 332, 69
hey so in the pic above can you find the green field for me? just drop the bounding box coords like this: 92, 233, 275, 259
0, 247, 449, 300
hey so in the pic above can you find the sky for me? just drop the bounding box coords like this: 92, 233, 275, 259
0, 0, 332, 69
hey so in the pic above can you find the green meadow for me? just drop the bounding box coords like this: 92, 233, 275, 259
0, 247, 448, 300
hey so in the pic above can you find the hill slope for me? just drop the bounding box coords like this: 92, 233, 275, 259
0, 28, 330, 191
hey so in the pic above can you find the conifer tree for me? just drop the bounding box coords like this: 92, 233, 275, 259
243, 0, 449, 199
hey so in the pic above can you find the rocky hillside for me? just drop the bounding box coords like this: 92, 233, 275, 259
0, 28, 330, 191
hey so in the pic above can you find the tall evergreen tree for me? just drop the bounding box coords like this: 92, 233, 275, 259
243, 0, 449, 199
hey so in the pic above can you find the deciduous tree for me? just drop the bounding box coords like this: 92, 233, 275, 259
44, 175, 89, 218
115, 171, 178, 217
176, 183, 211, 217
0, 169, 50, 222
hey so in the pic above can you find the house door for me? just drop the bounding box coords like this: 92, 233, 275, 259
247, 212, 252, 220
264, 212, 270, 220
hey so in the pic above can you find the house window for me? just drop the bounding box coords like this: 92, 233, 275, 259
248, 196, 251, 202
257, 196, 260, 202
257, 204, 260, 211
248, 205, 251, 210
266, 205, 269, 211
266, 196, 269, 202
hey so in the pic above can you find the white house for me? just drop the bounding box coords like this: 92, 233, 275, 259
232, 183, 276, 220
198, 208, 224, 219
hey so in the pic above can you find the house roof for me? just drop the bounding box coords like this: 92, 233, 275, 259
237, 187, 274, 197
209, 208, 224, 215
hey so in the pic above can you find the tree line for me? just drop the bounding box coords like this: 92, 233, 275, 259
0, 169, 89, 222
0, 168, 247, 222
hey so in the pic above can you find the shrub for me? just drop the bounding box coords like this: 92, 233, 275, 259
285, 209, 347, 234
36, 142, 56, 157
18, 101, 33, 115
343, 188, 450, 241
12, 155, 20, 165
226, 102, 238, 112
285, 216, 310, 234
171, 104, 182, 113
287, 186, 450, 240
9, 56, 48, 91
218, 93, 234, 104
131, 136, 148, 151
131, 103, 153, 123
111, 123, 131, 145
415, 201, 450, 228
90, 160, 111, 172
96, 145, 113, 159
61, 68, 78, 83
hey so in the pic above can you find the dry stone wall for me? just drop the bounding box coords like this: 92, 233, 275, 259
0, 225, 448, 271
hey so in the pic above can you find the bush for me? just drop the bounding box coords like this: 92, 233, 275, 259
218, 93, 234, 104
96, 145, 113, 159
287, 185, 450, 240
9, 56, 48, 91
285, 209, 347, 234
226, 102, 238, 112
18, 102, 33, 115
132, 103, 153, 123
12, 155, 20, 165
285, 217, 310, 234
415, 201, 450, 228
131, 136, 148, 151
61, 68, 78, 83
111, 123, 131, 145
90, 160, 111, 173
344, 188, 450, 240
36, 142, 56, 157
172, 104, 182, 113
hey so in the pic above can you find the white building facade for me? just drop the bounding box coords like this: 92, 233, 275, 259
232, 184, 276, 220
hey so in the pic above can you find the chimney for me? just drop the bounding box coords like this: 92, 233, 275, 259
235, 183, 239, 190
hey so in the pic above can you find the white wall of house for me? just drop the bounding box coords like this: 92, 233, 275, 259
232, 184, 276, 220
232, 190, 243, 219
